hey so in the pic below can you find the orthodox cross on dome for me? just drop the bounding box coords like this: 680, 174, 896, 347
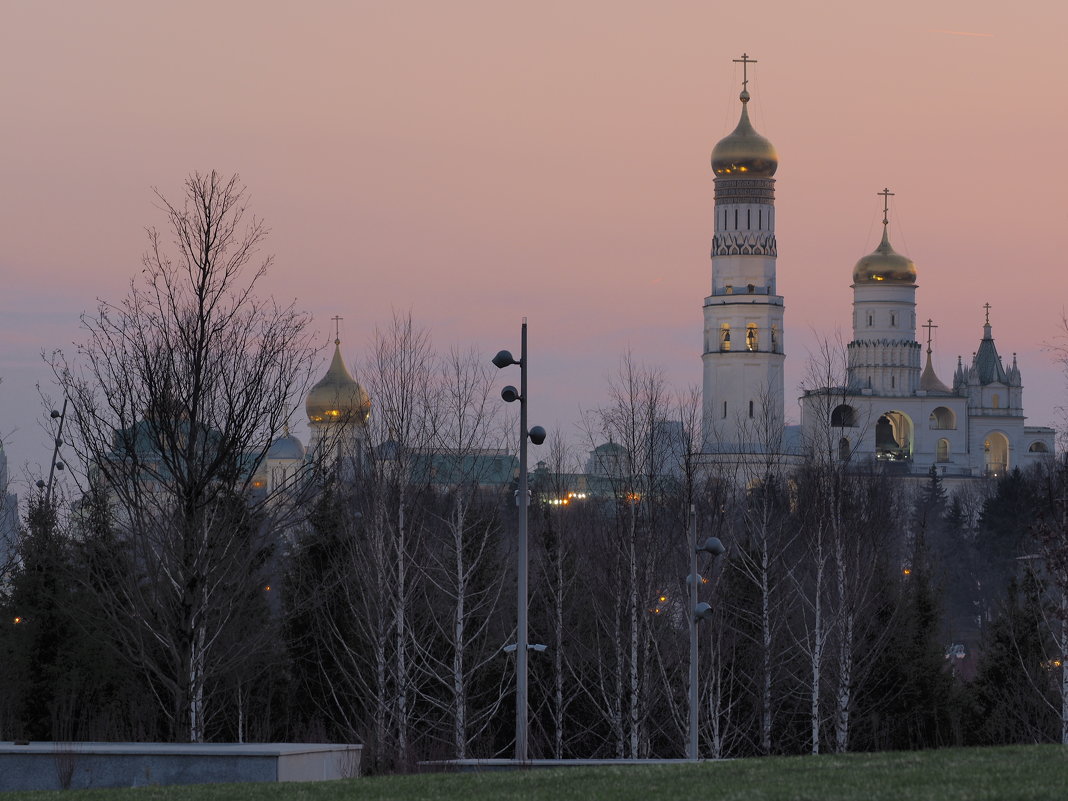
983, 303, 991, 325
878, 188, 894, 227
332, 314, 344, 345
733, 53, 757, 92
923, 318, 938, 354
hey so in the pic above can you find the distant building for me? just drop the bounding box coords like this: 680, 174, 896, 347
700, 56, 1054, 475
259, 336, 519, 493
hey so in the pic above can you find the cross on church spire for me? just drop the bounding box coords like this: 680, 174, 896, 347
923, 318, 938, 354
733, 53, 757, 92
983, 303, 991, 326
878, 188, 894, 227
332, 315, 344, 345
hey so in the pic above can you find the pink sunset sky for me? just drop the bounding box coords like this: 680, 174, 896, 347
1, 0, 1066, 485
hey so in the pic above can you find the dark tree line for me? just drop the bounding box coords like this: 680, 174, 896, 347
5, 442, 1067, 762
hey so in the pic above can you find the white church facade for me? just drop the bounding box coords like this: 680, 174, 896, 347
701, 55, 1054, 476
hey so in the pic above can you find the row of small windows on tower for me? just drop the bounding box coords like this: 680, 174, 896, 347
723, 283, 771, 295
721, 208, 770, 231
859, 311, 916, 328
722, 400, 756, 419
860, 374, 900, 389
720, 323, 778, 352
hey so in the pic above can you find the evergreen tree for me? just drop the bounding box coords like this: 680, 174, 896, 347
880, 511, 956, 749
967, 572, 1059, 744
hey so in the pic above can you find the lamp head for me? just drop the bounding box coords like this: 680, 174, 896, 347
492, 350, 517, 369
50, 409, 61, 419
698, 536, 726, 557
528, 425, 546, 445
501, 385, 520, 403
694, 602, 714, 622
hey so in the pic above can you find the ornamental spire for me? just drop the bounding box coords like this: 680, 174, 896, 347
733, 53, 757, 100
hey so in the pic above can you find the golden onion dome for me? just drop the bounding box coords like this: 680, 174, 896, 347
711, 90, 778, 179
852, 227, 917, 286
306, 340, 371, 425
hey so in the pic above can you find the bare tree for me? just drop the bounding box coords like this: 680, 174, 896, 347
528, 433, 586, 758
1032, 457, 1068, 744
412, 346, 511, 759
54, 172, 317, 742
0, 437, 17, 587
581, 355, 675, 758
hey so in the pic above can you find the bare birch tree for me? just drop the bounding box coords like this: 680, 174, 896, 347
581, 355, 676, 757
54, 172, 317, 742
412, 347, 511, 759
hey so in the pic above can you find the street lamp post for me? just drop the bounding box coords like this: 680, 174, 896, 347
36, 399, 68, 506
493, 318, 546, 762
688, 503, 726, 760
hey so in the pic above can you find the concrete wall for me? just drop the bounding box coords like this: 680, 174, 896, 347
0, 742, 362, 791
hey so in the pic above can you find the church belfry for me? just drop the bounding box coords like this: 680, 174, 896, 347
702, 54, 785, 449
846, 189, 921, 395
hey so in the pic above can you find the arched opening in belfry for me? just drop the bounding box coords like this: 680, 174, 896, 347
746, 323, 758, 352
1029, 441, 1050, 453
929, 406, 956, 430
985, 432, 1009, 477
831, 404, 858, 427
875, 411, 913, 462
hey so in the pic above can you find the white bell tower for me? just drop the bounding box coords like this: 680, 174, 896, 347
846, 189, 921, 396
702, 55, 785, 450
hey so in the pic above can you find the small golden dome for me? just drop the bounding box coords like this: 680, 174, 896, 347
711, 91, 778, 178
306, 341, 371, 425
852, 228, 917, 285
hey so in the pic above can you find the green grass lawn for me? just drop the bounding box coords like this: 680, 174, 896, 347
6, 745, 1068, 801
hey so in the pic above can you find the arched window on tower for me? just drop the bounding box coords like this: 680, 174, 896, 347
867, 312, 873, 327
746, 324, 758, 352
936, 438, 950, 463
929, 407, 956, 430
720, 324, 731, 352
749, 400, 754, 418
771, 325, 778, 352
891, 312, 897, 326
992, 393, 1000, 409
831, 404, 858, 427
839, 437, 851, 461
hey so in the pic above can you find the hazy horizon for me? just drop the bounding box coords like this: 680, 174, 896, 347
2, 0, 1065, 492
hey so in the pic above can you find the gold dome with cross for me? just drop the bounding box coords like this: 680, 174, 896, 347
711, 54, 778, 179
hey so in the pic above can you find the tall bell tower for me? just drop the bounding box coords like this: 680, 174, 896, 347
702, 55, 785, 450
